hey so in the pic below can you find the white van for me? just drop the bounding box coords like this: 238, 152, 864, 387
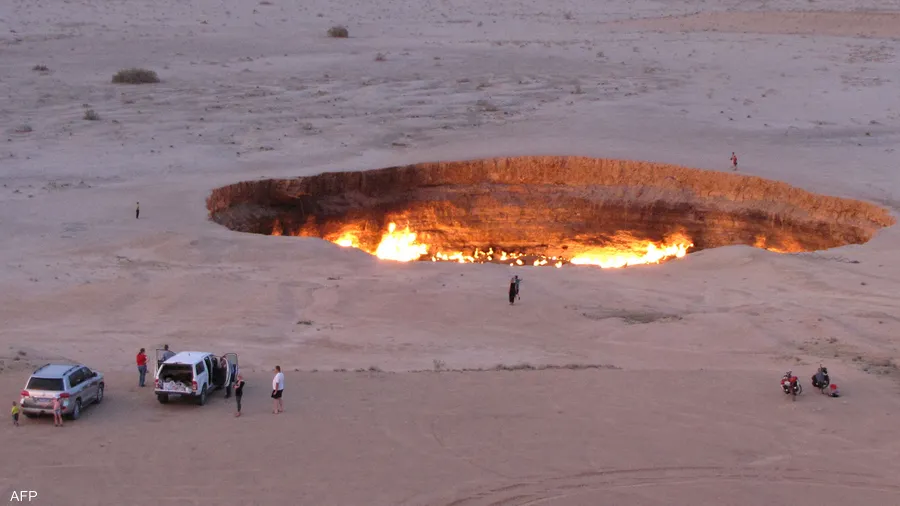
154, 351, 238, 406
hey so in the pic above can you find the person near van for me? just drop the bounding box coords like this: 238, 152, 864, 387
52, 396, 63, 427
221, 357, 233, 398
159, 344, 175, 364
272, 366, 285, 414
11, 401, 19, 427
136, 348, 148, 387
234, 375, 245, 417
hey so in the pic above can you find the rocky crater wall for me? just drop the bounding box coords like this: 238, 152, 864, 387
206, 156, 894, 258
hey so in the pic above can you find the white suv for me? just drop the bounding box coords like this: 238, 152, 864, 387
154, 351, 238, 406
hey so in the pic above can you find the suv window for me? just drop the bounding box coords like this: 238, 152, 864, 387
71, 368, 90, 388
26, 377, 65, 391
195, 362, 205, 375
70, 367, 92, 387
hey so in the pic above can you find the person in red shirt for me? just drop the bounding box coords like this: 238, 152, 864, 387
136, 348, 148, 387
731, 152, 738, 171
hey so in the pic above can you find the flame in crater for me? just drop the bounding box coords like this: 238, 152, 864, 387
569, 232, 693, 268
373, 223, 429, 261
334, 231, 360, 248
321, 222, 694, 268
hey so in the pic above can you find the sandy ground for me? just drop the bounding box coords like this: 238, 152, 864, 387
2, 0, 900, 504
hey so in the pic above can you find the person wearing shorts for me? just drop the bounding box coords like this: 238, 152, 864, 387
271, 366, 284, 414
52, 396, 63, 427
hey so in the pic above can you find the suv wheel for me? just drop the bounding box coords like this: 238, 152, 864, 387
70, 399, 82, 420
95, 384, 105, 404
197, 386, 208, 406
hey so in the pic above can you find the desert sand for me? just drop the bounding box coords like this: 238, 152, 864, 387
2, 0, 900, 504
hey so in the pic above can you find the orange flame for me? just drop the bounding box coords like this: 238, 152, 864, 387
569, 232, 692, 268
324, 222, 694, 268
334, 231, 360, 248
373, 223, 429, 261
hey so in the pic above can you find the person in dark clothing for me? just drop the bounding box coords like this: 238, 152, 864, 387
136, 202, 140, 219
221, 357, 233, 398
508, 275, 520, 305
233, 375, 245, 417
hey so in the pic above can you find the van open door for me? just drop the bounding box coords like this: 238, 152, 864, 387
223, 353, 239, 387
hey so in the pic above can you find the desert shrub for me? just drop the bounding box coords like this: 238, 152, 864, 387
327, 26, 349, 38
83, 109, 100, 121
112, 68, 160, 84
374, 52, 386, 62
32, 64, 49, 72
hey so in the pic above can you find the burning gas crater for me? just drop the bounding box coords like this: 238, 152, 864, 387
277, 222, 692, 268
207, 156, 893, 268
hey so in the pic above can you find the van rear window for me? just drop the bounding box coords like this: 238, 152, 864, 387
26, 377, 64, 391
160, 364, 193, 373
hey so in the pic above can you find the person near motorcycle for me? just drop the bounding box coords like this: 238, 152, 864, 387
811, 365, 830, 391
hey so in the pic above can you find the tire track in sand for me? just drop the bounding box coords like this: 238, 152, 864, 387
431, 466, 900, 505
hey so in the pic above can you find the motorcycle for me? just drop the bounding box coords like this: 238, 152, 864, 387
811, 365, 831, 393
781, 371, 802, 400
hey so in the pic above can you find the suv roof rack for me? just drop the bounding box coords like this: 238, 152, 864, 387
32, 363, 81, 376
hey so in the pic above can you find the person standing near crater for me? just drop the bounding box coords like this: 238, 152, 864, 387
731, 152, 738, 171
508, 275, 521, 305
136, 201, 140, 219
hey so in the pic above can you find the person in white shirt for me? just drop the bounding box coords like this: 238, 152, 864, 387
271, 365, 285, 414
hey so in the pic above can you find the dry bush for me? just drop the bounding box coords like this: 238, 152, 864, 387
327, 26, 349, 38
14, 125, 32, 134
495, 363, 535, 371
112, 68, 160, 84
374, 52, 386, 62
476, 99, 498, 112
32, 64, 49, 72
83, 109, 100, 121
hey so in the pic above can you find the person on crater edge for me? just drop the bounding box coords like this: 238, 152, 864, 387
508, 275, 520, 305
